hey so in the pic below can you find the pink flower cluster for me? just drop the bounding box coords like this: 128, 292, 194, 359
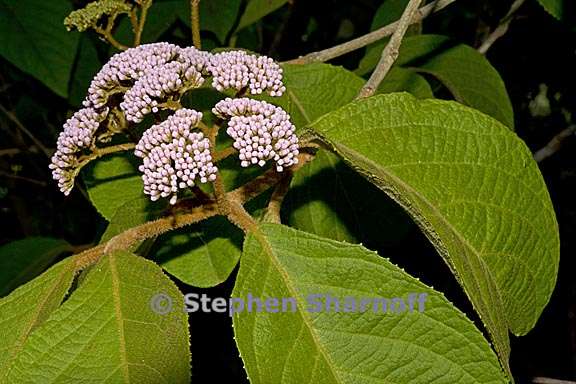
207, 51, 286, 96
213, 98, 299, 172
50, 42, 292, 201
49, 107, 108, 195
120, 61, 204, 123
134, 109, 217, 204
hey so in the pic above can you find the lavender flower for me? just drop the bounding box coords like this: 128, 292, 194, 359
49, 107, 108, 195
84, 42, 181, 109
134, 108, 217, 204
213, 98, 298, 171
120, 61, 204, 123
207, 51, 286, 96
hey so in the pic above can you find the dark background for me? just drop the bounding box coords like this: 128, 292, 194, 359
1, 0, 575, 382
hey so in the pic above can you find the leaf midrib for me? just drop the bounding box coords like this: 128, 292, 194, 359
251, 228, 345, 384
328, 141, 511, 373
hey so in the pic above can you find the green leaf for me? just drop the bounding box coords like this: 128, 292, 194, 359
537, 0, 563, 19
308, 93, 560, 376
197, 0, 242, 42
69, 36, 102, 107
376, 67, 433, 99
237, 0, 287, 31
270, 63, 412, 245
267, 63, 365, 130
84, 153, 143, 221
397, 35, 514, 129
0, 237, 72, 297
100, 196, 241, 288
154, 217, 243, 288
285, 150, 412, 246
0, 258, 76, 382
233, 223, 507, 383
5, 251, 190, 384
0, 0, 79, 97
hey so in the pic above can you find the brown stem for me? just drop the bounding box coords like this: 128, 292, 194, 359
190, 0, 202, 49
133, 0, 152, 46
285, 0, 457, 65
533, 125, 576, 163
0, 104, 51, 158
357, 0, 423, 99
262, 171, 293, 223
477, 0, 526, 54
213, 147, 237, 162
94, 27, 129, 51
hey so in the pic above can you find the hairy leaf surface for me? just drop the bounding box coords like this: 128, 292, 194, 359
233, 224, 507, 384
309, 93, 560, 375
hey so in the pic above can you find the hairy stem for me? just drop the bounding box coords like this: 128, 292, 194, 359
262, 171, 293, 223
213, 147, 237, 162
357, 0, 424, 99
190, 0, 202, 49
286, 0, 457, 65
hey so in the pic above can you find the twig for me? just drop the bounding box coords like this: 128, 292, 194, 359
0, 104, 51, 158
533, 125, 576, 162
133, 0, 152, 46
478, 0, 526, 54
262, 171, 293, 223
0, 171, 47, 187
357, 0, 424, 99
286, 0, 457, 65
94, 26, 129, 51
0, 148, 21, 156
213, 147, 237, 162
190, 0, 202, 49
72, 150, 316, 269
532, 377, 576, 384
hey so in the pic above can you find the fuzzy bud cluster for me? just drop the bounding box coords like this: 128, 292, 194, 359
49, 107, 108, 195
64, 0, 131, 32
84, 42, 181, 109
121, 61, 204, 123
207, 51, 286, 96
134, 109, 217, 204
213, 98, 298, 171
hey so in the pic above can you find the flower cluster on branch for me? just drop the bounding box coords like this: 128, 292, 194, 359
50, 43, 297, 205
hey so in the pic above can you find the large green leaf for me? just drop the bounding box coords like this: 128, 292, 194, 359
264, 63, 365, 129
0, 237, 72, 297
537, 0, 563, 19
154, 217, 243, 288
237, 0, 287, 31
397, 35, 514, 129
270, 63, 412, 244
0, 0, 79, 97
84, 153, 143, 221
0, 258, 76, 383
308, 93, 560, 376
233, 224, 507, 383
5, 251, 190, 383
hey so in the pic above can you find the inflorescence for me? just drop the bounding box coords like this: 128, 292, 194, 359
50, 42, 296, 204
135, 109, 217, 204
214, 98, 299, 172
